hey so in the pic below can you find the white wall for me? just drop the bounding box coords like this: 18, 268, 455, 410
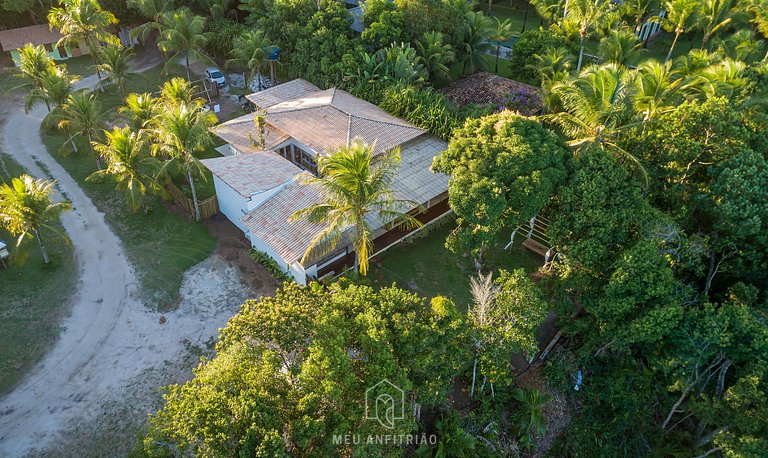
212, 175, 249, 232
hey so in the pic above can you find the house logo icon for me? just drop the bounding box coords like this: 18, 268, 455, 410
365, 379, 404, 429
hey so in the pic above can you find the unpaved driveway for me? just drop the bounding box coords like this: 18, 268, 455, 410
0, 67, 264, 456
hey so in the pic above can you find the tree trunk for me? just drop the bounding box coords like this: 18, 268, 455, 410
88, 133, 101, 170
34, 228, 50, 264
187, 169, 201, 221
185, 54, 191, 81
470, 352, 479, 397
495, 46, 501, 73
577, 33, 586, 71
666, 29, 681, 62
521, 4, 529, 32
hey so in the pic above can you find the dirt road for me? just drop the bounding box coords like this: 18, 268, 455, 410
0, 69, 263, 456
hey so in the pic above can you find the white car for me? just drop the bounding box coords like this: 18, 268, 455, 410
205, 67, 226, 88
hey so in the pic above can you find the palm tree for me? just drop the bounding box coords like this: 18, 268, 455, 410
460, 11, 494, 76
490, 18, 516, 74
127, 0, 176, 44
198, 0, 237, 20
545, 63, 646, 178
633, 60, 687, 121
151, 103, 217, 220
24, 65, 78, 127
96, 44, 133, 97
715, 29, 764, 62
533, 46, 574, 111
415, 31, 455, 83
530, 0, 565, 26
598, 29, 646, 67
120, 92, 158, 130
0, 175, 72, 264
512, 388, 552, 446
225, 30, 272, 91
620, 0, 658, 34
693, 58, 749, 101
16, 44, 57, 111
745, 0, 768, 61
56, 90, 108, 167
88, 127, 162, 212
157, 7, 213, 80
158, 76, 196, 108
48, 0, 119, 79
659, 0, 700, 62
697, 0, 737, 50
566, 0, 611, 71
289, 140, 422, 276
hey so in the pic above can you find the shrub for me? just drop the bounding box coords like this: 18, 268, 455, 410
507, 28, 575, 86
378, 83, 461, 139
250, 249, 292, 282
204, 19, 248, 61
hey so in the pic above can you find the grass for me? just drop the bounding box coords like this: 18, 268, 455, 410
372, 219, 542, 310
0, 153, 77, 395
60, 54, 100, 78
40, 66, 217, 311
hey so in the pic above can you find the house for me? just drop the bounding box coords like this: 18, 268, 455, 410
0, 24, 89, 67
201, 79, 451, 284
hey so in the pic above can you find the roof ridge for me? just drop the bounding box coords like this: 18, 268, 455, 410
348, 113, 424, 131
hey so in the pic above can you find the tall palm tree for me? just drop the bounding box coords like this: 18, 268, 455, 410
545, 63, 646, 178
16, 44, 57, 111
225, 30, 272, 90
620, 0, 658, 34
128, 0, 176, 44
415, 31, 455, 83
697, 0, 737, 50
88, 127, 162, 212
48, 0, 119, 79
198, 0, 237, 20
715, 29, 764, 62
56, 90, 108, 167
0, 175, 72, 264
24, 65, 78, 128
566, 0, 612, 71
744, 0, 768, 61
158, 76, 196, 107
151, 103, 217, 220
659, 0, 700, 62
533, 46, 574, 111
460, 11, 494, 76
530, 0, 565, 26
598, 29, 646, 67
632, 60, 687, 121
289, 140, 422, 276
693, 58, 749, 101
120, 92, 158, 130
157, 7, 213, 80
96, 44, 133, 97
490, 18, 516, 74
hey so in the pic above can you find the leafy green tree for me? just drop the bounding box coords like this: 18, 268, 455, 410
157, 7, 213, 80
0, 175, 72, 264
48, 0, 119, 77
361, 0, 405, 49
96, 44, 133, 97
659, 0, 700, 61
490, 17, 515, 73
459, 11, 494, 75
56, 90, 108, 167
598, 29, 646, 67
151, 99, 217, 220
290, 140, 421, 276
415, 31, 455, 83
225, 29, 273, 89
88, 127, 163, 212
744, 0, 768, 61
565, 0, 611, 70
146, 282, 466, 456
434, 111, 569, 257
508, 28, 575, 85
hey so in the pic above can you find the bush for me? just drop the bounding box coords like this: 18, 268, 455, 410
204, 19, 248, 61
378, 83, 461, 139
250, 249, 292, 282
507, 28, 575, 86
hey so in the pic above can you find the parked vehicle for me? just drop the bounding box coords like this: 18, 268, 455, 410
205, 67, 226, 88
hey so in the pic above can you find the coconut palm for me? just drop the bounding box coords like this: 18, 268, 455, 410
415, 31, 455, 83
633, 60, 688, 120
512, 388, 552, 446
744, 0, 768, 61
96, 44, 133, 97
157, 7, 213, 80
533, 46, 574, 111
693, 58, 750, 101
460, 11, 495, 75
530, 0, 565, 26
715, 29, 764, 61
56, 90, 108, 166
545, 63, 646, 178
151, 103, 217, 220
48, 0, 119, 78
120, 92, 158, 130
225, 30, 273, 90
0, 175, 72, 264
16, 44, 55, 84
620, 0, 658, 34
289, 140, 422, 276
697, 0, 737, 50
566, 0, 612, 71
598, 29, 646, 67
490, 17, 516, 73
24, 65, 78, 127
658, 0, 700, 62
128, 0, 176, 44
88, 127, 162, 212
198, 0, 238, 20
158, 76, 197, 108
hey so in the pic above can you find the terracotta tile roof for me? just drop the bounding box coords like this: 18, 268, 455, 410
0, 25, 63, 51
246, 79, 320, 109
241, 172, 327, 264
200, 151, 300, 197
213, 113, 291, 154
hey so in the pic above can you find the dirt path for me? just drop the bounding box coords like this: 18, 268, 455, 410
0, 64, 266, 456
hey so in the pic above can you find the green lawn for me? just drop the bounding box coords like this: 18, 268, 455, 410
40, 67, 217, 311
60, 54, 99, 78
0, 153, 77, 395
372, 219, 542, 309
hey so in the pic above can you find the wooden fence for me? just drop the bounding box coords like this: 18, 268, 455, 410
166, 182, 219, 219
